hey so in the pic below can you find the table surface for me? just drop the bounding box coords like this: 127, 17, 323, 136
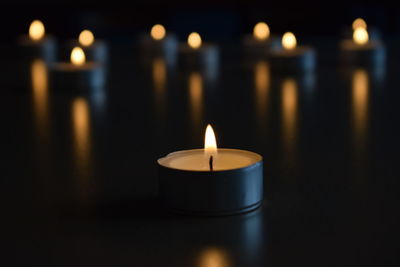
2, 40, 400, 267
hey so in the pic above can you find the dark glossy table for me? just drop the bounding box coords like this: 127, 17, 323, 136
2, 39, 399, 266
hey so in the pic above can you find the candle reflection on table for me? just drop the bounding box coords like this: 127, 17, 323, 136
198, 247, 230, 267
188, 72, 204, 137
31, 59, 49, 138
281, 78, 298, 170
254, 60, 270, 137
152, 57, 167, 118
72, 97, 93, 204
352, 69, 369, 143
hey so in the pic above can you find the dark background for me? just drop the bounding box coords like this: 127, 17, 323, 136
2, 1, 400, 43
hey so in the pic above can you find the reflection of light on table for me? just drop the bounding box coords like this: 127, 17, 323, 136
189, 72, 203, 131
352, 69, 369, 145
72, 98, 91, 166
31, 59, 49, 136
282, 78, 298, 146
198, 248, 230, 267
153, 57, 167, 93
254, 61, 270, 124
72, 98, 93, 204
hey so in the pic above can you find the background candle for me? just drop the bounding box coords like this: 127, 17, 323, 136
63, 30, 108, 63
242, 22, 281, 58
178, 32, 219, 79
340, 25, 385, 66
138, 24, 178, 66
158, 125, 263, 216
50, 47, 105, 90
342, 18, 381, 42
18, 20, 56, 62
269, 32, 316, 73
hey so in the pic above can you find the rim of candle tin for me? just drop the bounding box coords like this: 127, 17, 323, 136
158, 148, 263, 173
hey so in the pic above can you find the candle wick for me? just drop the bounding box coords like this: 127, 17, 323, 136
209, 156, 214, 171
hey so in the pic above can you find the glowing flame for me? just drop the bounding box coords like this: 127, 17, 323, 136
188, 32, 202, 49
151, 24, 166, 40
79, 30, 94, 47
204, 124, 217, 154
282, 32, 297, 50
353, 28, 369, 45
29, 20, 45, 41
352, 18, 367, 30
71, 47, 86, 66
253, 22, 270, 41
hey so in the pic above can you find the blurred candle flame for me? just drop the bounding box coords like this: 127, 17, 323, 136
282, 32, 297, 50
71, 47, 86, 66
253, 22, 270, 41
188, 32, 202, 49
353, 27, 369, 45
29, 20, 45, 41
79, 30, 95, 47
151, 24, 166, 40
352, 18, 367, 30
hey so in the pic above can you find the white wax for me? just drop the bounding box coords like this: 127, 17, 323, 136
158, 148, 262, 171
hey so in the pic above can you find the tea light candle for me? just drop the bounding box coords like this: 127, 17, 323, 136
64, 30, 108, 63
138, 24, 178, 64
18, 20, 56, 62
50, 47, 104, 89
342, 18, 381, 41
340, 24, 385, 66
243, 22, 281, 58
158, 125, 263, 216
270, 32, 316, 73
178, 32, 219, 72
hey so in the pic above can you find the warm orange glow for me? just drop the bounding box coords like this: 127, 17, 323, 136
353, 28, 369, 45
72, 98, 91, 164
205, 124, 217, 154
79, 30, 95, 47
352, 18, 367, 30
151, 24, 166, 40
188, 32, 202, 49
189, 72, 203, 128
282, 78, 298, 148
352, 69, 369, 137
153, 58, 167, 92
29, 20, 45, 41
71, 47, 86, 66
282, 32, 297, 50
198, 248, 230, 267
31, 59, 48, 134
253, 22, 270, 41
254, 61, 270, 121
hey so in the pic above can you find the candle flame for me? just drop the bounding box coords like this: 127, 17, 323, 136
253, 22, 270, 41
29, 20, 45, 41
352, 18, 367, 30
79, 30, 95, 47
188, 32, 202, 49
151, 24, 166, 40
71, 47, 86, 66
353, 27, 369, 45
282, 32, 296, 50
204, 124, 217, 153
